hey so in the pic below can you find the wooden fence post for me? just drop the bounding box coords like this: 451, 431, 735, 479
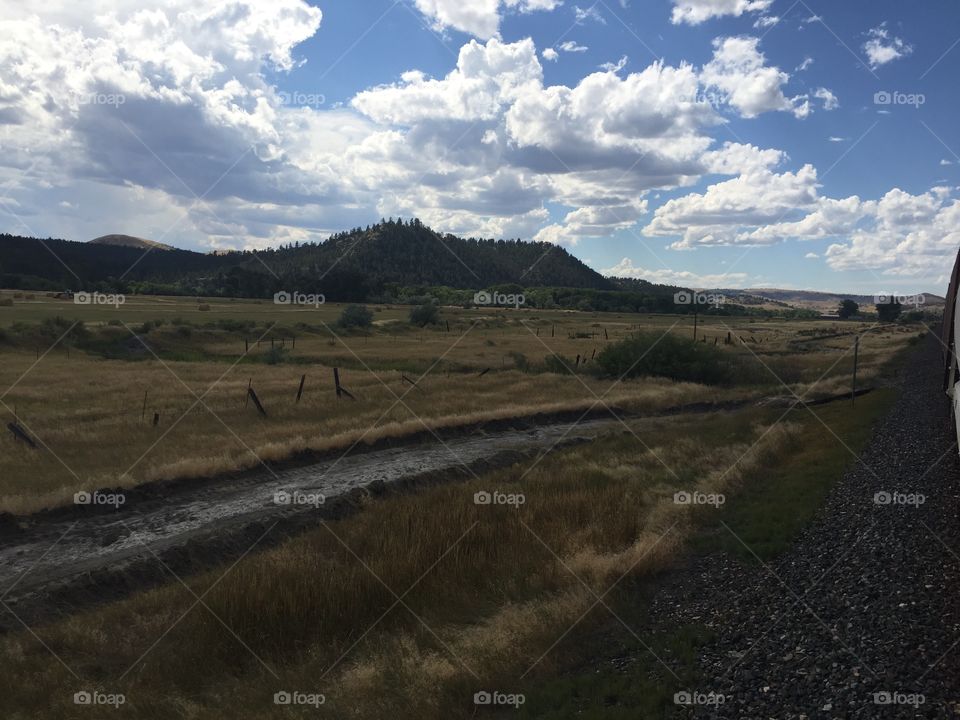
248, 387, 268, 417
296, 374, 306, 403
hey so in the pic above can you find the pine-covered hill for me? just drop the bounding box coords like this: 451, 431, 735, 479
264, 219, 613, 291
0, 219, 615, 299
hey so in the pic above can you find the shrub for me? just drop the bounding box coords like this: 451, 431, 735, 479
409, 302, 440, 327
264, 346, 288, 365
338, 304, 374, 328
0, 298, 12, 307
176, 325, 192, 338
596, 332, 731, 384
198, 303, 211, 312
508, 351, 529, 372
543, 353, 576, 374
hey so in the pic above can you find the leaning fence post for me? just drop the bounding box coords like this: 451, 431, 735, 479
248, 387, 268, 417
142, 390, 148, 423
7, 422, 37, 449
296, 374, 306, 403
333, 367, 342, 399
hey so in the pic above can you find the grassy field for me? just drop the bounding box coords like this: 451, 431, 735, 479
0, 291, 922, 718
0, 391, 900, 719
0, 292, 921, 514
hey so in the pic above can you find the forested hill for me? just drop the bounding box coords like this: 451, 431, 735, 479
0, 219, 614, 300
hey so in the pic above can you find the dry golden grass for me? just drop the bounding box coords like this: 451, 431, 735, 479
0, 347, 737, 513
0, 409, 801, 719
0, 305, 921, 514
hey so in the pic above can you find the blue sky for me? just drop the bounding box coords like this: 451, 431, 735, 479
1, 0, 958, 293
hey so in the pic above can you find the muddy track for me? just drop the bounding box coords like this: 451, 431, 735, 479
0, 390, 869, 631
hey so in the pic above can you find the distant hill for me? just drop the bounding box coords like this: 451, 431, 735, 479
710, 287, 944, 311
89, 234, 174, 251
0, 220, 623, 301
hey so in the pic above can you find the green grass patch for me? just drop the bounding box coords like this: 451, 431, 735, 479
697, 388, 897, 560
517, 589, 711, 720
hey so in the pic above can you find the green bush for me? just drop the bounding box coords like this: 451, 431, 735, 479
338, 304, 374, 328
508, 351, 529, 372
409, 302, 440, 327
543, 353, 576, 374
596, 333, 731, 384
264, 346, 288, 365
0, 298, 12, 307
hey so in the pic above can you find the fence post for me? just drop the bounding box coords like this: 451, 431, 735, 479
296, 374, 306, 403
248, 387, 268, 417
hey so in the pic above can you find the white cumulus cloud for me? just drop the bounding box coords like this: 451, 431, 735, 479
863, 23, 912, 69
671, 0, 773, 25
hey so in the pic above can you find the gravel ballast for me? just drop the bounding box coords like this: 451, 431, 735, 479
655, 332, 960, 718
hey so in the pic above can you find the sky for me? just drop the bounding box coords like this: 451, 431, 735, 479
1, 0, 958, 293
